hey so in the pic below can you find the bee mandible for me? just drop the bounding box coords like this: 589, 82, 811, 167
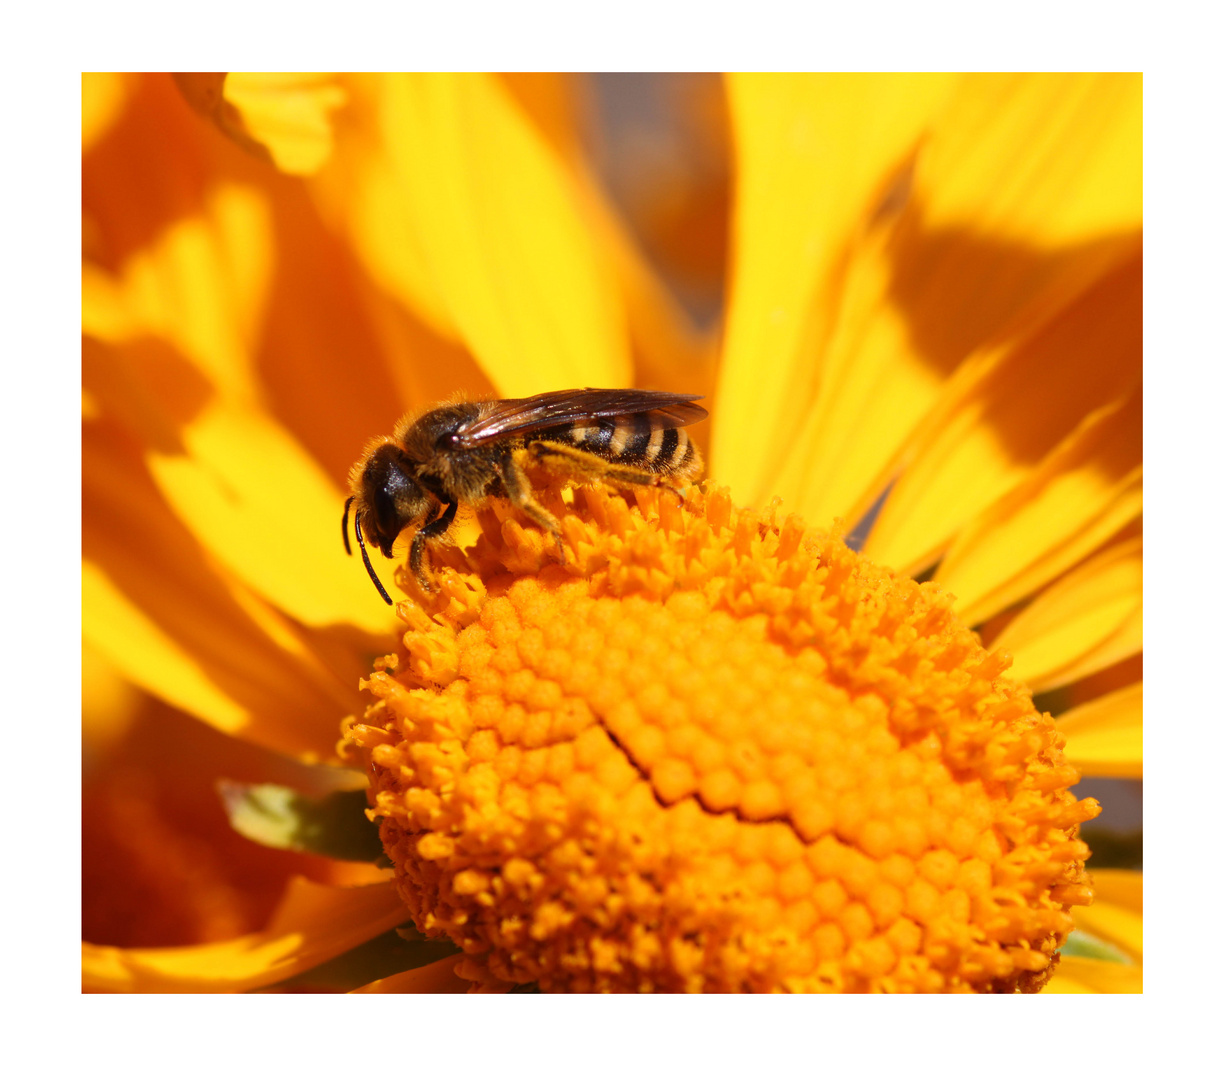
343, 387, 707, 603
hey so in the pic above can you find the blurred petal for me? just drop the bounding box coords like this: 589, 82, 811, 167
937, 388, 1142, 626
84, 696, 384, 949
1056, 683, 1142, 779
83, 419, 366, 759
83, 560, 244, 735
1045, 955, 1142, 994
83, 880, 409, 993
573, 175, 715, 396
716, 73, 955, 503
83, 181, 273, 401
82, 72, 136, 152
82, 641, 143, 765
320, 73, 631, 394
247, 180, 491, 481
82, 180, 399, 631
865, 255, 1141, 575
498, 73, 715, 397
223, 73, 347, 175
994, 536, 1142, 692
172, 72, 272, 167
1073, 869, 1143, 960
349, 956, 468, 994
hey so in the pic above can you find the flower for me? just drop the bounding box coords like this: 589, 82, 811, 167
82, 72, 1141, 993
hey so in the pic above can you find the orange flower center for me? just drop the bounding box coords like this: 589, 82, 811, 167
342, 480, 1098, 992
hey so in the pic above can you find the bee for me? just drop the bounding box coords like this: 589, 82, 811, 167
343, 387, 707, 603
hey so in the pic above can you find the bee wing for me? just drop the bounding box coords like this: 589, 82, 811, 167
454, 388, 707, 448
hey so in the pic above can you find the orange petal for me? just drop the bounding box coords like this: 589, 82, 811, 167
936, 389, 1142, 626
864, 255, 1141, 576
83, 880, 409, 993
319, 73, 631, 394
993, 536, 1142, 692
349, 956, 468, 994
82, 641, 143, 764
1056, 683, 1142, 779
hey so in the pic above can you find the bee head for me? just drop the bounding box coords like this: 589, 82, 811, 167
343, 443, 431, 604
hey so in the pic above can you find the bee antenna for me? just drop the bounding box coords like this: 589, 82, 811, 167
353, 511, 394, 605
342, 497, 354, 556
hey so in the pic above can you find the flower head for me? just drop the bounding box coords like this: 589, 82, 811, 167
344, 480, 1096, 992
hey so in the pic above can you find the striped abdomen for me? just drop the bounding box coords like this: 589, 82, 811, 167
539, 414, 701, 478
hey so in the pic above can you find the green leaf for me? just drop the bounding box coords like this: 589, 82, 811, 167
1059, 929, 1134, 965
254, 926, 461, 993
218, 781, 385, 862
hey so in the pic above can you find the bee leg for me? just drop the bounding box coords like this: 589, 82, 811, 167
528, 440, 686, 494
410, 501, 458, 591
501, 451, 565, 562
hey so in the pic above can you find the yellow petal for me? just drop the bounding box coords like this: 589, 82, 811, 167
83, 422, 364, 759
146, 401, 398, 633
1044, 955, 1142, 994
921, 74, 1141, 249
83, 560, 248, 736
1040, 613, 1142, 692
937, 389, 1142, 626
349, 956, 468, 994
717, 74, 1141, 521
994, 536, 1142, 692
495, 73, 715, 396
1056, 683, 1142, 779
1092, 866, 1143, 910
224, 73, 347, 175
321, 73, 630, 394
864, 255, 1141, 576
1073, 868, 1143, 961
766, 221, 944, 524
715, 73, 957, 504
83, 880, 409, 993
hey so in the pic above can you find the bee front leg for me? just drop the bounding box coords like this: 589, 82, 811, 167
410, 500, 458, 591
